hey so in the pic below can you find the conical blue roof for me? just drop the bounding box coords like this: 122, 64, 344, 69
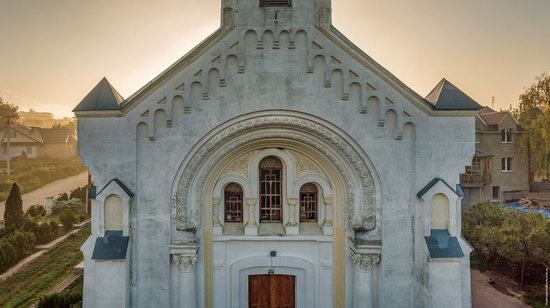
426, 79, 482, 111
73, 77, 124, 112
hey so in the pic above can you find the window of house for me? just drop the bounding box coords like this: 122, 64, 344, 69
260, 0, 292, 7
492, 186, 500, 201
259, 156, 283, 222
299, 183, 318, 222
501, 157, 513, 172
224, 183, 243, 223
501, 129, 513, 143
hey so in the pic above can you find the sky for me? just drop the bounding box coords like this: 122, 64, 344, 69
0, 0, 549, 118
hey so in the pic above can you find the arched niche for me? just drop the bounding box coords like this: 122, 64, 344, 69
105, 194, 123, 231
95, 179, 133, 237
431, 193, 450, 230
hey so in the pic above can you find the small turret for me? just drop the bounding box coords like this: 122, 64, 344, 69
73, 77, 124, 113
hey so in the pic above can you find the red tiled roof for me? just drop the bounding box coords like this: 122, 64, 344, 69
479, 111, 508, 125
478, 106, 496, 114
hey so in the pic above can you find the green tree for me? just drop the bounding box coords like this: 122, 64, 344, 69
517, 73, 550, 179
60, 210, 76, 231
0, 97, 19, 125
4, 182, 24, 229
0, 241, 18, 273
462, 202, 503, 259
497, 211, 550, 290
7, 230, 36, 258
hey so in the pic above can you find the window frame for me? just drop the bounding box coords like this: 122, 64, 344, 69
224, 183, 244, 223
501, 157, 513, 172
299, 183, 318, 222
501, 129, 513, 143
259, 157, 283, 223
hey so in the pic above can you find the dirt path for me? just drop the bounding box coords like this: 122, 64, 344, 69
472, 269, 531, 308
0, 171, 88, 219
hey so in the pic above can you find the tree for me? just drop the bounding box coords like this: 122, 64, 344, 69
4, 182, 24, 229
0, 97, 19, 125
60, 210, 76, 230
496, 212, 550, 290
517, 73, 550, 179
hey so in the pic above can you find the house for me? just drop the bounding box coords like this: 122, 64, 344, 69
460, 106, 530, 206
74, 1, 480, 307
0, 125, 77, 160
35, 127, 78, 159
19, 108, 74, 128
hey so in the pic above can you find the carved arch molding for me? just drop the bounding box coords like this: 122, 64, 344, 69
174, 113, 378, 237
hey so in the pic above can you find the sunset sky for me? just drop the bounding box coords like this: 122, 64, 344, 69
1, 0, 549, 118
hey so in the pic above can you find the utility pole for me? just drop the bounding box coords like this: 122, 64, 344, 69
6, 116, 11, 176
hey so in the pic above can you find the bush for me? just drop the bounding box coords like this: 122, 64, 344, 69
0, 241, 18, 273
0, 230, 36, 273
60, 211, 76, 230
49, 220, 60, 233
57, 193, 69, 202
69, 186, 87, 201
23, 219, 57, 245
37, 292, 82, 308
8, 231, 36, 258
27, 205, 46, 218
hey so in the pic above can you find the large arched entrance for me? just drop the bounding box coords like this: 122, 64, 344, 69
170, 111, 382, 308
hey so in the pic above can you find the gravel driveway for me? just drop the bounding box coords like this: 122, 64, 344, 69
472, 269, 531, 308
0, 171, 88, 219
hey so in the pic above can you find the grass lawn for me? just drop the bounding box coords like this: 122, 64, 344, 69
0, 225, 89, 307
0, 157, 85, 202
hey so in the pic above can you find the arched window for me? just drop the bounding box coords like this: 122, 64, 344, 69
224, 183, 243, 223
105, 194, 123, 231
299, 183, 317, 222
259, 156, 283, 222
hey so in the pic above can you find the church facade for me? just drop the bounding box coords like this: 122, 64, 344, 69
74, 1, 480, 307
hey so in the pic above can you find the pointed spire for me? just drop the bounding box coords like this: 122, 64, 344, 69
425, 79, 481, 111
73, 77, 124, 112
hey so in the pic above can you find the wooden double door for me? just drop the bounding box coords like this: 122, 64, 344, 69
249, 274, 296, 308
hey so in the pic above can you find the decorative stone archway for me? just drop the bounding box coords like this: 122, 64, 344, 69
170, 110, 382, 307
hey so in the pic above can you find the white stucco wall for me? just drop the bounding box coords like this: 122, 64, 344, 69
77, 0, 475, 307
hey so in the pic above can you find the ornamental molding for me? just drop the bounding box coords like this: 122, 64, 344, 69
289, 150, 322, 177
173, 254, 198, 273
223, 151, 255, 178
351, 254, 380, 272
174, 114, 377, 234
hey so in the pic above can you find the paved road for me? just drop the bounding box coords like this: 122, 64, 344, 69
471, 269, 531, 308
0, 171, 88, 220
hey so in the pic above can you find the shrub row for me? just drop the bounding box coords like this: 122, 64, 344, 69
0, 231, 36, 273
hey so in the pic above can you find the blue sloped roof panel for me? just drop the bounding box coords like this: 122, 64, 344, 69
425, 229, 465, 258
92, 231, 129, 260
